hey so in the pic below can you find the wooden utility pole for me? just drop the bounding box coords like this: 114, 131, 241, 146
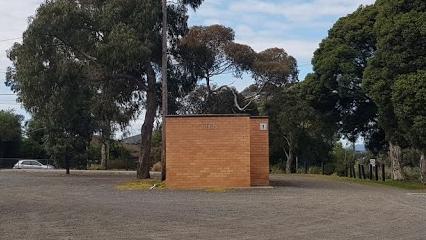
161, 0, 168, 181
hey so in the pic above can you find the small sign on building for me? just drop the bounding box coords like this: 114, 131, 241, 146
260, 123, 268, 131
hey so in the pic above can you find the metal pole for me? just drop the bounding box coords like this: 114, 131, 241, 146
161, 0, 168, 181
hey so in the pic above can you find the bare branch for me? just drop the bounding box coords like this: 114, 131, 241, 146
50, 34, 98, 62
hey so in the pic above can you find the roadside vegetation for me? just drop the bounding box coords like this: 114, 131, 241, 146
309, 174, 426, 191
1, 0, 425, 185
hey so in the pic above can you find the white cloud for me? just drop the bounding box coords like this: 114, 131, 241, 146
0, 0, 43, 121
229, 0, 375, 23
238, 38, 318, 63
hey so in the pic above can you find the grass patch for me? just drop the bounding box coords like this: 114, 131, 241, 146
340, 178, 426, 191
204, 188, 230, 193
305, 174, 426, 191
116, 180, 166, 191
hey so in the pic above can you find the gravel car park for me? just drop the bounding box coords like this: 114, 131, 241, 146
1, 170, 425, 240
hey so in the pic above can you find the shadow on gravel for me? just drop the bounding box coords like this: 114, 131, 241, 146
269, 175, 362, 191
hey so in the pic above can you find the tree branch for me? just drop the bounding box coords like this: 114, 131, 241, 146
213, 81, 269, 112
50, 34, 97, 62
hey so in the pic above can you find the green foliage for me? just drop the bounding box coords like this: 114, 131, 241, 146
269, 83, 334, 172
312, 5, 378, 143
89, 138, 135, 170
252, 48, 298, 87
6, 0, 204, 172
0, 110, 23, 158
401, 148, 421, 168
331, 143, 349, 176
149, 128, 162, 165
88, 142, 102, 162
363, 0, 426, 145
177, 25, 255, 87
392, 71, 426, 151
308, 166, 322, 175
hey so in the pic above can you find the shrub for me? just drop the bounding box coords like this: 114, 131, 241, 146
403, 166, 421, 181
270, 164, 285, 174
151, 162, 162, 172
108, 159, 137, 170
308, 166, 322, 174
88, 164, 104, 170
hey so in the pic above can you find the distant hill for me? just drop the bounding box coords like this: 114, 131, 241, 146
121, 134, 141, 145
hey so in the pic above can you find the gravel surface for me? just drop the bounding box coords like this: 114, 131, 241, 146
1, 170, 425, 240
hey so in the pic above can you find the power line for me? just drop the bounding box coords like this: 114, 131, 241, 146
0, 103, 22, 106
0, 37, 21, 43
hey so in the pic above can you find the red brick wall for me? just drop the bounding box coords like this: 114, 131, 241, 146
250, 118, 270, 186
166, 116, 251, 189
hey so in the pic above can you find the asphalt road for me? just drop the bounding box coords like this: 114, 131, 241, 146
0, 170, 425, 240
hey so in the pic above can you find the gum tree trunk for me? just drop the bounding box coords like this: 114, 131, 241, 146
137, 64, 157, 179
389, 142, 404, 180
420, 152, 426, 184
65, 153, 70, 175
285, 149, 294, 174
101, 141, 110, 170
101, 143, 106, 169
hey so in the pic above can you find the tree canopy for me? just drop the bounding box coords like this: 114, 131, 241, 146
6, 0, 204, 176
0, 110, 23, 158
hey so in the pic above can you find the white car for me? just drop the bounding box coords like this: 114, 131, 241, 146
13, 160, 55, 169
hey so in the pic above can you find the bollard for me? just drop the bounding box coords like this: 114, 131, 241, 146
382, 163, 386, 182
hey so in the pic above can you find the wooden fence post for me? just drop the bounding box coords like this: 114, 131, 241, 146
358, 164, 362, 179
375, 165, 379, 181
382, 163, 386, 182
369, 164, 373, 180
361, 165, 366, 179
345, 164, 348, 177
353, 165, 356, 178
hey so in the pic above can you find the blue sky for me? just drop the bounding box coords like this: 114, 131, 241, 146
0, 0, 375, 137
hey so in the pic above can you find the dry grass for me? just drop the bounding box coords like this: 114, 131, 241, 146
204, 188, 230, 193
298, 174, 426, 191
116, 180, 166, 191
